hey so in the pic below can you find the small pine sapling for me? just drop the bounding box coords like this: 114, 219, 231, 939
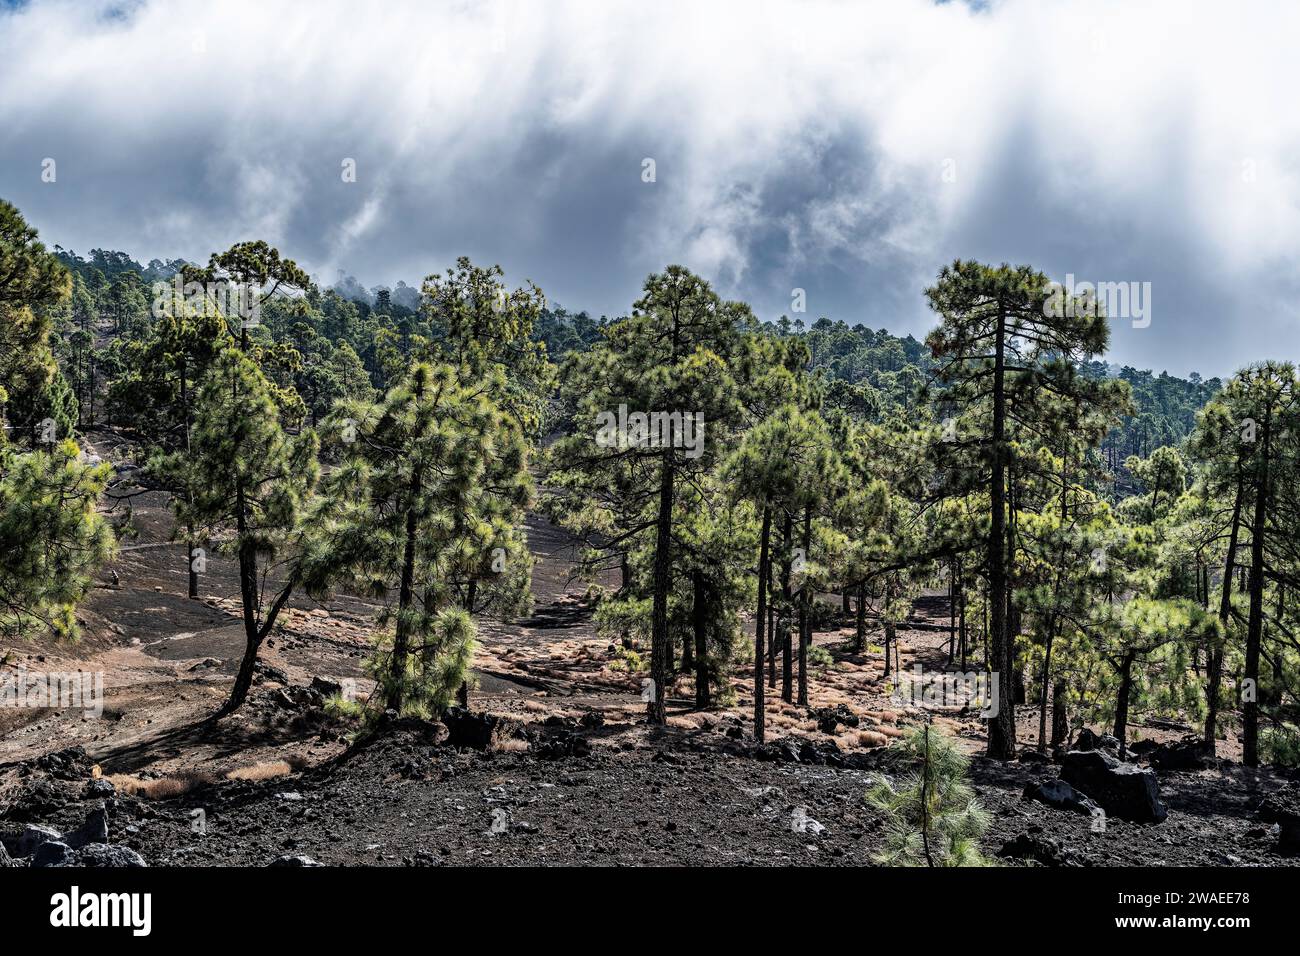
867, 723, 992, 866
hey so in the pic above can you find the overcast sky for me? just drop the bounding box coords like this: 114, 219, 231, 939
2, 0, 1298, 378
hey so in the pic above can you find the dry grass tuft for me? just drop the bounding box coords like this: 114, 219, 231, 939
107, 770, 218, 800
667, 714, 705, 730
225, 760, 293, 781
856, 730, 889, 748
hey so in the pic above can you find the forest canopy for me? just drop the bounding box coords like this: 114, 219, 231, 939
3, 195, 1295, 771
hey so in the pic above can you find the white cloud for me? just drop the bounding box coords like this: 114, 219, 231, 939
2, 0, 1298, 374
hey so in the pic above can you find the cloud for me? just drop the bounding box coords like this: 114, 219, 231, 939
1, 0, 1298, 376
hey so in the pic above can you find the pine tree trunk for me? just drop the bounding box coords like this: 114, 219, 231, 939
457, 577, 478, 708
768, 529, 779, 690
947, 566, 956, 666
883, 619, 896, 679
220, 622, 260, 719
754, 507, 771, 743
1113, 650, 1136, 747
187, 539, 199, 599
181, 361, 199, 600
855, 584, 866, 654
213, 488, 262, 719
387, 476, 421, 712
958, 575, 967, 671
693, 570, 709, 709
1207, 472, 1243, 754
780, 514, 793, 702
987, 301, 1016, 759
1244, 416, 1271, 767
1037, 624, 1055, 753
797, 507, 811, 706
1051, 678, 1068, 750
982, 599, 989, 670
648, 455, 675, 725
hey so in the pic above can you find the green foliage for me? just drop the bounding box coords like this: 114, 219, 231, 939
6, 188, 1299, 763
324, 693, 365, 721
545, 265, 757, 717
1262, 724, 1300, 769
806, 645, 834, 669
318, 361, 531, 714
0, 199, 113, 640
1124, 445, 1188, 520
366, 606, 476, 719
608, 645, 647, 673
162, 347, 319, 716
0, 439, 114, 639
0, 198, 72, 440
165, 349, 318, 558
418, 256, 554, 437
868, 724, 992, 867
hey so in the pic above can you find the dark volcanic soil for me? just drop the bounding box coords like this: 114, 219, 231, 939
2, 722, 1297, 867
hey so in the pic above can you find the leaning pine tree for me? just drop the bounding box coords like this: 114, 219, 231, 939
168, 348, 320, 720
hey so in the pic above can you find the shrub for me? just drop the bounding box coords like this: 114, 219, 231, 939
608, 646, 647, 673
1262, 724, 1300, 769
807, 645, 834, 670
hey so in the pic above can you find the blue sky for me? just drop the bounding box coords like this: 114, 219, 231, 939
2, 0, 1298, 377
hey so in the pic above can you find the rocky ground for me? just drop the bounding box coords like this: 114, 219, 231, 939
2, 427, 1299, 867
3, 718, 1299, 868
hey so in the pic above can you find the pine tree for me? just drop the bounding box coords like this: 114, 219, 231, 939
319, 361, 531, 716
0, 199, 72, 439
868, 724, 991, 867
0, 199, 114, 640
724, 405, 838, 738
183, 241, 313, 351
170, 348, 320, 719
114, 290, 226, 598
925, 261, 1114, 759
418, 256, 553, 438
547, 267, 749, 724
1188, 363, 1300, 764
0, 437, 114, 639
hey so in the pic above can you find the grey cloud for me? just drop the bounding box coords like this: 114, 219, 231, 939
2, 0, 1298, 377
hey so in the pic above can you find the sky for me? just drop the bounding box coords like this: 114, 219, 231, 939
1, 0, 1298, 378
